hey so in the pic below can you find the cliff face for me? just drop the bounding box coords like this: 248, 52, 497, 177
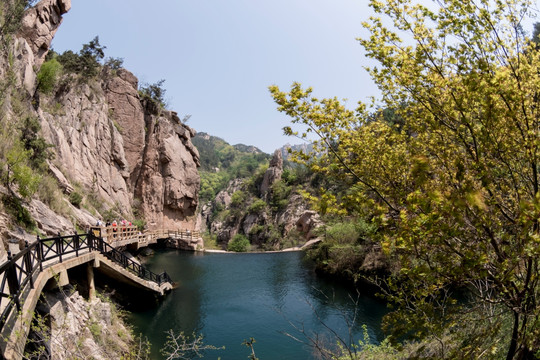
199, 150, 320, 250
38, 67, 200, 230
2, 0, 200, 242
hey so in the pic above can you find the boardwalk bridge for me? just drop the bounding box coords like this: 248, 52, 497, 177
0, 226, 202, 359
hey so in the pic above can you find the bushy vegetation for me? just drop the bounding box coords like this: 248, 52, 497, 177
139, 79, 167, 109
56, 36, 105, 79
247, 199, 266, 214
36, 58, 61, 94
227, 234, 250, 252
272, 0, 540, 358
68, 191, 83, 207
0, 91, 52, 229
193, 133, 270, 203
104, 57, 124, 71
19, 116, 54, 171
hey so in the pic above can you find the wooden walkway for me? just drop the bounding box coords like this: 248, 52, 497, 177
0, 230, 182, 359
91, 226, 203, 250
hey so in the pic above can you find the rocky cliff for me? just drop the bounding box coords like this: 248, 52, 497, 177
199, 150, 321, 250
0, 0, 201, 249
28, 287, 135, 360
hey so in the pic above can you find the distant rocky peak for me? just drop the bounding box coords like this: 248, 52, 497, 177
260, 149, 283, 196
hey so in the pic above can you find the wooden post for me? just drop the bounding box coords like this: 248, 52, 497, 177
6, 251, 21, 311
24, 242, 34, 289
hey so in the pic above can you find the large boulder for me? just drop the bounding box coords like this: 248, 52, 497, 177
295, 210, 321, 239
18, 0, 71, 68
260, 150, 283, 196
134, 112, 200, 230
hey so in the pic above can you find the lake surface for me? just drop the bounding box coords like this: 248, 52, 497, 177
128, 250, 387, 359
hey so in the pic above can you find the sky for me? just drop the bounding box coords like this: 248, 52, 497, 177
50, 0, 378, 153
51, 1, 538, 154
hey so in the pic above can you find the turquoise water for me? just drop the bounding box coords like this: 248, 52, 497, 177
128, 250, 387, 359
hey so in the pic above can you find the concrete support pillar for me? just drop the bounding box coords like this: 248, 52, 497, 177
87, 262, 95, 300
57, 269, 69, 287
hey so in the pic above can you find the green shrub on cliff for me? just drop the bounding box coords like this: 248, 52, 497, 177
69, 191, 82, 207
19, 116, 54, 172
247, 199, 267, 214
228, 234, 250, 252
269, 180, 291, 211
37, 58, 61, 94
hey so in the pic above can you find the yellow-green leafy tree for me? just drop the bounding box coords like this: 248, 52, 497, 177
270, 0, 540, 358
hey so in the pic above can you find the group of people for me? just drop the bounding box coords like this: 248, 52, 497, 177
95, 219, 134, 228
95, 219, 137, 239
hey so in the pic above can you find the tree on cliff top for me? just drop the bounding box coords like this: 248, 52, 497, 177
56, 36, 106, 78
139, 79, 168, 109
271, 0, 540, 358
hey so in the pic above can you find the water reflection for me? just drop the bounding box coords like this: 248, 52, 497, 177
129, 250, 386, 360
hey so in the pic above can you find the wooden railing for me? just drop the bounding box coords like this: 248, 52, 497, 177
0, 232, 172, 333
91, 226, 201, 247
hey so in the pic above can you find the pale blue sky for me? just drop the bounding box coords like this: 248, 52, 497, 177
51, 1, 537, 153
51, 0, 377, 153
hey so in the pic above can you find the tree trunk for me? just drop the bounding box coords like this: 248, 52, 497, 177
506, 312, 519, 360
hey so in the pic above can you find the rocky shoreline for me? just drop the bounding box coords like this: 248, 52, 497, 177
203, 237, 321, 254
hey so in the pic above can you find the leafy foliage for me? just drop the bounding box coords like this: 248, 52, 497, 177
69, 191, 82, 207
37, 58, 62, 94
19, 116, 53, 171
271, 0, 540, 358
2, 194, 34, 228
0, 139, 40, 199
269, 180, 291, 211
104, 57, 124, 70
193, 133, 270, 203
139, 79, 167, 109
227, 234, 250, 252
56, 36, 105, 78
247, 199, 267, 214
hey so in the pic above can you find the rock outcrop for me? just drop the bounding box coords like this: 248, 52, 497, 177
260, 150, 283, 196
36, 67, 200, 233
18, 0, 71, 68
32, 288, 133, 360
134, 107, 200, 230
2, 0, 69, 95
1, 0, 201, 247
202, 177, 317, 250
295, 210, 321, 239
